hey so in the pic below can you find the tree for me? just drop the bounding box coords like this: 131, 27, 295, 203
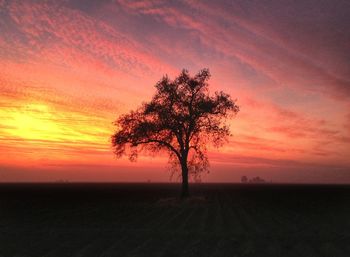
111, 69, 239, 198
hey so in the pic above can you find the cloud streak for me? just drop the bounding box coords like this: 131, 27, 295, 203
0, 0, 349, 182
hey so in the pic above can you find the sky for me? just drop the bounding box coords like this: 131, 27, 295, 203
0, 0, 349, 183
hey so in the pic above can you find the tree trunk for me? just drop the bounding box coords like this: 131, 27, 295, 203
181, 161, 189, 199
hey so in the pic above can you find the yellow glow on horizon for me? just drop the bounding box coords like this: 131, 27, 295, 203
6, 103, 62, 141
0, 100, 112, 147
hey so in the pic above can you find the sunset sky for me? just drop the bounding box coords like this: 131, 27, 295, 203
1, 0, 349, 183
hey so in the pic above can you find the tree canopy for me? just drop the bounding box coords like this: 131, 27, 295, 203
112, 69, 239, 197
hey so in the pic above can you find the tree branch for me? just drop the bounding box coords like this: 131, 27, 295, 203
135, 139, 181, 160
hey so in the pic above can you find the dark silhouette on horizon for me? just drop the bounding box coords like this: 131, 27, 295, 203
111, 69, 239, 198
241, 175, 267, 183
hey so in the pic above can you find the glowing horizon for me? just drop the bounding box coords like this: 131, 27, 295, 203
0, 0, 349, 183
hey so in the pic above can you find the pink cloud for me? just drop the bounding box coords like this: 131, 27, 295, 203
0, 0, 349, 182
118, 0, 350, 100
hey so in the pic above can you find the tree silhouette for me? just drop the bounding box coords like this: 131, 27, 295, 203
111, 69, 239, 198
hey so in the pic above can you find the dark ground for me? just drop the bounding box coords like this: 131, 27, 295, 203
0, 183, 349, 257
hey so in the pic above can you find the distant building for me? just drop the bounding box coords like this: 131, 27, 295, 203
241, 176, 248, 183
249, 176, 266, 183
241, 176, 267, 183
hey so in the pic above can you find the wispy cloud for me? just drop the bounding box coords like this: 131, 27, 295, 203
0, 0, 349, 182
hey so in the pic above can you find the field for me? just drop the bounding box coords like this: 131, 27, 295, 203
0, 183, 349, 257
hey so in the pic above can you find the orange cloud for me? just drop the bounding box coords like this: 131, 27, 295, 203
0, 0, 349, 183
